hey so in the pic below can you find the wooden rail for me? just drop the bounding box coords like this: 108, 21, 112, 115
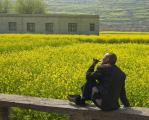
0, 94, 149, 120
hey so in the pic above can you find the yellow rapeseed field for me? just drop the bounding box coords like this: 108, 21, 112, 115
0, 32, 149, 120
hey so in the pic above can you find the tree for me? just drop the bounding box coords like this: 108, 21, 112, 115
0, 0, 11, 13
15, 0, 46, 14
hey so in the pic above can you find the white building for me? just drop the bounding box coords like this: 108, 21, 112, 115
0, 14, 99, 35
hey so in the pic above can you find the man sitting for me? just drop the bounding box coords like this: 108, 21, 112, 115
68, 53, 130, 111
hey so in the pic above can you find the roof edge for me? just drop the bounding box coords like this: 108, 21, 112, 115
0, 13, 99, 18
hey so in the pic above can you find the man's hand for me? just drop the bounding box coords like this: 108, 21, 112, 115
92, 58, 99, 65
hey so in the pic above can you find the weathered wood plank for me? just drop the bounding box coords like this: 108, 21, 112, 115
0, 94, 98, 114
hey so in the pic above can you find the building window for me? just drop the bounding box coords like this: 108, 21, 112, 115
68, 23, 77, 32
90, 23, 95, 31
27, 23, 35, 32
9, 22, 17, 32
45, 23, 54, 33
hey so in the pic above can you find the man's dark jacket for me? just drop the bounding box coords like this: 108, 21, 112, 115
86, 63, 130, 111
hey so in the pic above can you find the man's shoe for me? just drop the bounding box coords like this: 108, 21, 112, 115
67, 94, 86, 106
67, 94, 81, 103
76, 99, 86, 106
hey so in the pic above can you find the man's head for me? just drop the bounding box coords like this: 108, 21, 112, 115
102, 53, 117, 65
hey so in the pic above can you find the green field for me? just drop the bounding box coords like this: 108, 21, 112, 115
0, 33, 149, 119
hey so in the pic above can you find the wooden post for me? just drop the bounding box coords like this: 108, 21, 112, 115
1, 107, 9, 120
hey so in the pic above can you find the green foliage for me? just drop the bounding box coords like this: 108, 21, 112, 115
15, 0, 46, 14
0, 33, 149, 119
0, 0, 11, 13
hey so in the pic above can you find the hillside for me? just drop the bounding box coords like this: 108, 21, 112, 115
45, 0, 149, 31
